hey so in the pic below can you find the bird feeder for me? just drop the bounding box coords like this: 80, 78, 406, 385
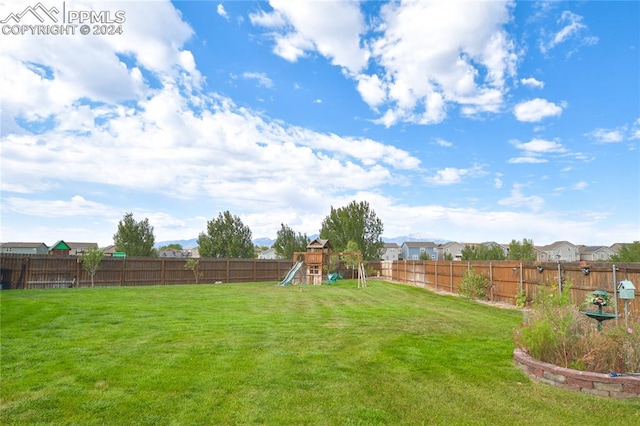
617, 280, 636, 300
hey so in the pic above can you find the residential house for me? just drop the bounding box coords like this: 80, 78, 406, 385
437, 241, 465, 261
610, 243, 626, 255
158, 248, 189, 258
186, 247, 200, 258
258, 247, 279, 260
401, 241, 437, 260
538, 241, 580, 262
101, 245, 118, 256
0, 242, 49, 255
578, 245, 615, 262
381, 242, 400, 261
67, 242, 99, 256
481, 241, 509, 258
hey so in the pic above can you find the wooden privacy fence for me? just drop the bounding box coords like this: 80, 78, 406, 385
382, 260, 640, 318
0, 255, 382, 289
0, 255, 293, 289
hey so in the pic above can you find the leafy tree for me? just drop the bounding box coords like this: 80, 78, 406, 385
343, 240, 361, 269
461, 244, 506, 261
198, 211, 254, 258
443, 252, 453, 261
610, 241, 640, 262
319, 200, 384, 261
184, 258, 202, 284
273, 223, 309, 260
80, 247, 105, 287
113, 212, 156, 257
419, 251, 430, 261
461, 244, 476, 260
159, 243, 183, 251
508, 238, 537, 261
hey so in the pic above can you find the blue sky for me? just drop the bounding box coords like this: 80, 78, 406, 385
1, 0, 638, 248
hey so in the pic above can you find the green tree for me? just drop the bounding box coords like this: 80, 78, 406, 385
508, 238, 537, 261
273, 223, 309, 260
610, 241, 640, 262
198, 211, 254, 258
113, 213, 156, 257
184, 258, 202, 284
80, 247, 105, 287
461, 244, 506, 261
159, 243, 183, 251
319, 200, 384, 261
419, 251, 430, 261
343, 240, 361, 269
443, 252, 453, 261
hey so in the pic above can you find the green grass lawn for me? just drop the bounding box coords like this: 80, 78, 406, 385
1, 280, 638, 425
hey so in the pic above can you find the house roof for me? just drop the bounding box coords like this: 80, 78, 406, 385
307, 238, 331, 249
0, 242, 48, 248
402, 241, 437, 248
66, 242, 99, 249
383, 242, 399, 248
541, 241, 576, 250
438, 241, 463, 248
158, 248, 188, 257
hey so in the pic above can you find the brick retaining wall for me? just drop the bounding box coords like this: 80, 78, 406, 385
514, 348, 640, 398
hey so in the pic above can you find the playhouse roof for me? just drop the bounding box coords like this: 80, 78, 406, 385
307, 238, 331, 249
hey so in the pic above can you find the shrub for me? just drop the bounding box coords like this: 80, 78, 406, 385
515, 288, 527, 308
514, 279, 640, 373
458, 268, 490, 300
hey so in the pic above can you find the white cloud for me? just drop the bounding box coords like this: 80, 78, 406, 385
362, 0, 516, 126
426, 165, 486, 186
242, 72, 274, 88
217, 4, 229, 20
249, 0, 368, 74
540, 10, 599, 54
508, 157, 548, 164
498, 185, 544, 212
572, 181, 588, 190
588, 128, 624, 143
587, 119, 640, 144
434, 138, 453, 148
494, 173, 504, 189
520, 77, 544, 89
3, 195, 114, 217
0, 0, 197, 134
508, 138, 568, 164
512, 138, 567, 154
513, 98, 564, 122
356, 74, 387, 109
313, 99, 322, 104
250, 0, 517, 127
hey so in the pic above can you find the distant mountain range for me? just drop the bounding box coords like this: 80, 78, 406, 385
155, 233, 448, 249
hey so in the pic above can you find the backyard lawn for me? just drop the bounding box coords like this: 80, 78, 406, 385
1, 280, 638, 425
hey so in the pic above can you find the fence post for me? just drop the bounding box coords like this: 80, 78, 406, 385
254, 259, 257, 282
450, 262, 453, 293
120, 258, 125, 287
519, 262, 523, 293
489, 262, 493, 288
226, 259, 230, 283
435, 261, 438, 290
613, 264, 618, 326
76, 257, 81, 287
